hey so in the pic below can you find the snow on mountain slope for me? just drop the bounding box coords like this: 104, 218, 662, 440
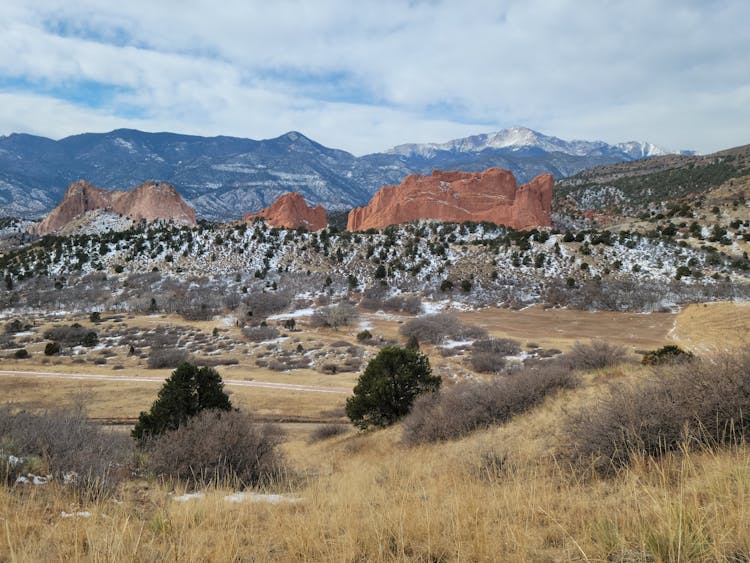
388, 126, 672, 159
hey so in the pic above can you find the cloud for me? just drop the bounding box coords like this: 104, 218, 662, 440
0, 0, 747, 154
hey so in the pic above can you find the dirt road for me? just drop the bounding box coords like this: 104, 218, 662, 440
0, 369, 351, 394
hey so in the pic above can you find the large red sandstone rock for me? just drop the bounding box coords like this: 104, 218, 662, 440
34, 180, 196, 235
243, 192, 327, 231
346, 168, 553, 231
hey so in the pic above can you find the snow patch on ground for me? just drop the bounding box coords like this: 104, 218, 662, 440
421, 300, 473, 314
224, 492, 303, 504
61, 511, 92, 519
267, 308, 315, 320
6, 455, 23, 466
171, 491, 303, 504
172, 492, 205, 502
16, 474, 51, 485
442, 339, 474, 348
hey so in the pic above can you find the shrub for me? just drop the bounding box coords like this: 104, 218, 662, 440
565, 351, 750, 475
244, 291, 292, 318
13, 348, 29, 359
470, 352, 506, 373
4, 319, 30, 334
178, 305, 216, 321
346, 347, 440, 430
147, 348, 189, 369
0, 405, 131, 494
356, 329, 373, 342
382, 295, 422, 314
43, 324, 98, 347
360, 288, 421, 313
440, 279, 453, 292
44, 342, 61, 356
310, 303, 359, 329
242, 325, 280, 342
308, 423, 350, 443
132, 363, 233, 443
562, 340, 628, 370
400, 313, 487, 345
403, 363, 579, 444
641, 344, 694, 365
470, 338, 521, 374
146, 410, 285, 488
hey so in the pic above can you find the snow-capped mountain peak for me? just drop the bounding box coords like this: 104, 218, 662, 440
387, 127, 673, 160
615, 141, 671, 159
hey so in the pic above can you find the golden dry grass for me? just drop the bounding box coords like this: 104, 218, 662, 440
2, 304, 749, 561
2, 368, 750, 561
456, 305, 676, 353
672, 301, 750, 353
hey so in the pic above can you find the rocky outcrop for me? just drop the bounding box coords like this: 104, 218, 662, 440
243, 192, 327, 231
347, 168, 553, 231
34, 180, 196, 235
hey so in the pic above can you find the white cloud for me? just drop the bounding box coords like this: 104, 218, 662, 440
0, 0, 747, 154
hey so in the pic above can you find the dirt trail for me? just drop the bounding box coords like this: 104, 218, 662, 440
0, 370, 351, 394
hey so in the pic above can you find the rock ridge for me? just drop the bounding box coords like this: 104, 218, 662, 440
34, 180, 196, 235
346, 168, 553, 231
243, 192, 327, 231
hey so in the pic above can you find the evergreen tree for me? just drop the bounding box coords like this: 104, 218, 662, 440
346, 347, 440, 430
132, 362, 233, 443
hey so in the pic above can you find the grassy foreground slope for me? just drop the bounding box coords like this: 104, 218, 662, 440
2, 356, 750, 561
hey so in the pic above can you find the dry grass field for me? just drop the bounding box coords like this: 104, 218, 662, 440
671, 301, 750, 352
2, 302, 749, 561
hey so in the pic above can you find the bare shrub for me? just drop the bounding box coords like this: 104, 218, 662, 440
43, 324, 98, 347
565, 351, 750, 475
245, 291, 292, 318
147, 348, 189, 369
473, 338, 521, 356
400, 313, 487, 345
470, 338, 521, 373
358, 286, 387, 310
146, 409, 285, 488
361, 287, 422, 314
470, 352, 506, 373
562, 340, 628, 371
178, 305, 217, 321
310, 303, 359, 329
319, 362, 339, 374
387, 295, 423, 314
0, 405, 132, 495
403, 363, 579, 444
4, 319, 31, 334
242, 325, 280, 342
308, 423, 350, 443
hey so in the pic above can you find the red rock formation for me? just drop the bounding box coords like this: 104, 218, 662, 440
243, 192, 327, 231
347, 168, 553, 231
34, 179, 196, 235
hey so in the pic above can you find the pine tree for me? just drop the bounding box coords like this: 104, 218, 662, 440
132, 362, 233, 443
345, 347, 440, 430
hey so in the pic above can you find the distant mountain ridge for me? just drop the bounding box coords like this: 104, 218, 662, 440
0, 127, 679, 221
388, 126, 671, 160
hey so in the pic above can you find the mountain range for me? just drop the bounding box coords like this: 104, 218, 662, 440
0, 126, 682, 221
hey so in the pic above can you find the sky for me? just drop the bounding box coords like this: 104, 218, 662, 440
0, 0, 748, 155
